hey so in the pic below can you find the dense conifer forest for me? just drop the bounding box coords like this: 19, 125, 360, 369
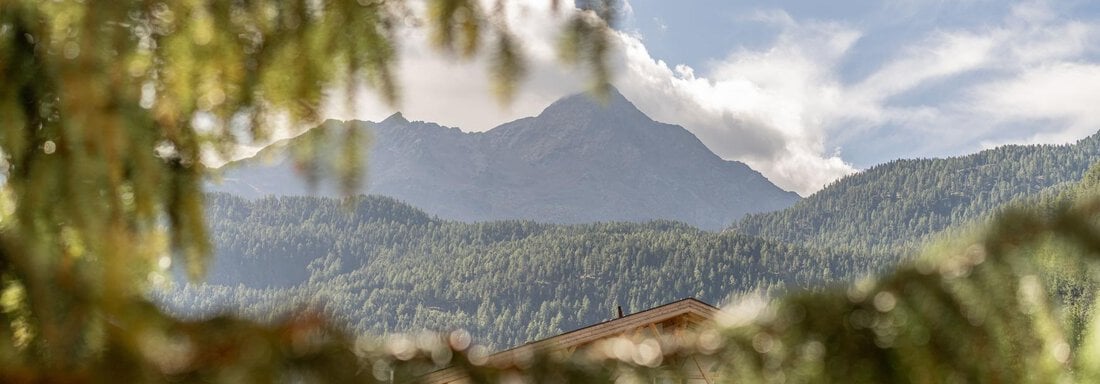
159, 194, 872, 349
736, 132, 1100, 256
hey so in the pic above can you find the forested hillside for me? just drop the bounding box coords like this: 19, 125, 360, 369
735, 132, 1100, 256
175, 132, 1100, 352
157, 194, 869, 349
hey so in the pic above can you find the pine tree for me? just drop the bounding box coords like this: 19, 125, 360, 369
0, 0, 613, 381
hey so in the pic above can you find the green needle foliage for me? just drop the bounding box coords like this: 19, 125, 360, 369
4, 0, 1100, 383
0, 0, 613, 381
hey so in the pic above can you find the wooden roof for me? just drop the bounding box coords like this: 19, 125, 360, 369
420, 298, 717, 384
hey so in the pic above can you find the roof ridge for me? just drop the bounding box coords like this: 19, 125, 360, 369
420, 298, 718, 383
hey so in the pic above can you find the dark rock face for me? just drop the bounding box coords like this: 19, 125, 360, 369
210, 87, 799, 230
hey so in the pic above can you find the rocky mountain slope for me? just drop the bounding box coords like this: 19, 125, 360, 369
210, 88, 799, 230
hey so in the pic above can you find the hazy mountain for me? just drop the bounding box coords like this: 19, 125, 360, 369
210, 88, 799, 230
734, 132, 1100, 255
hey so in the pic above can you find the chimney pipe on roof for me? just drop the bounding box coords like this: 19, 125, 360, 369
617, 305, 624, 319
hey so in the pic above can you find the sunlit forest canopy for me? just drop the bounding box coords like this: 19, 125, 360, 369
0, 0, 614, 380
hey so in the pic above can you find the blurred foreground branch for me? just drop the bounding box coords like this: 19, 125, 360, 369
3, 1, 1100, 383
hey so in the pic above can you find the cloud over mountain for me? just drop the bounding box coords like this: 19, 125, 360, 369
324, 0, 1100, 196
220, 88, 799, 230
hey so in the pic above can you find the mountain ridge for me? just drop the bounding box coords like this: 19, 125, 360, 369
210, 88, 800, 230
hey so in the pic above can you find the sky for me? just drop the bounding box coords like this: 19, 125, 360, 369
326, 0, 1100, 196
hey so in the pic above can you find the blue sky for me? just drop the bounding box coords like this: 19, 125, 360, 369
622, 0, 1100, 164
332, 0, 1100, 195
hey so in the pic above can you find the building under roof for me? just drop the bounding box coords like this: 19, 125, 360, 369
420, 298, 721, 384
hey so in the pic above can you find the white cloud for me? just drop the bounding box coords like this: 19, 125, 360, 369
617, 0, 1100, 194
872, 0, 1100, 148
852, 31, 996, 104
719, 0, 1100, 183
325, 5, 869, 195
653, 17, 667, 32
324, 0, 586, 131
322, 0, 1100, 197
610, 18, 861, 195
326, 3, 861, 195
617, 0, 635, 20
972, 62, 1100, 144
745, 8, 796, 27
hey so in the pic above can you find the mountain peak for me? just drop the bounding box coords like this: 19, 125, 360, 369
213, 85, 800, 230
381, 112, 409, 124
538, 85, 640, 118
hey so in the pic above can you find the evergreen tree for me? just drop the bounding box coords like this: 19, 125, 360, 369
0, 0, 613, 381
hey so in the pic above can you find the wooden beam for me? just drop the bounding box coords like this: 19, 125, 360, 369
691, 355, 713, 384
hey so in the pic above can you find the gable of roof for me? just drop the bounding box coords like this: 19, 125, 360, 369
420, 298, 717, 384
